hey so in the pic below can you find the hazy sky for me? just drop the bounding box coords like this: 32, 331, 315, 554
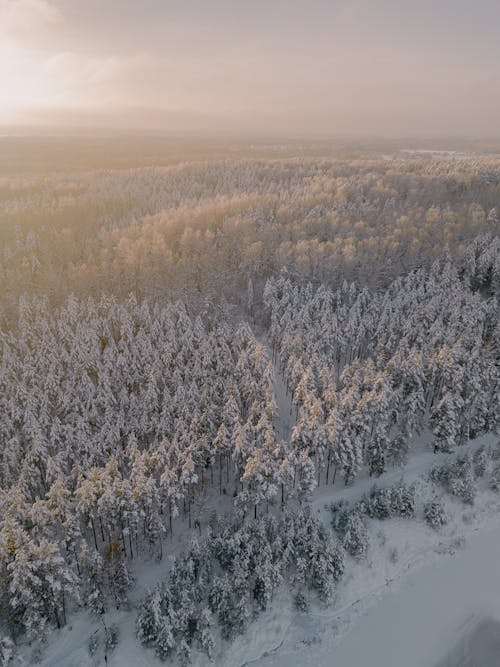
1, 0, 499, 136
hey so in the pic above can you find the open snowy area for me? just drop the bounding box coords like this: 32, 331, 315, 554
257, 515, 500, 667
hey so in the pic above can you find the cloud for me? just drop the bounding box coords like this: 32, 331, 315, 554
0, 0, 63, 39
38, 52, 150, 108
0, 0, 499, 136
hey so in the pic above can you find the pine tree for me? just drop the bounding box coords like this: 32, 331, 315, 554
79, 545, 106, 615
136, 588, 164, 647
104, 539, 131, 609
197, 608, 215, 659
0, 636, 14, 667
424, 500, 447, 529
294, 449, 317, 503
342, 511, 368, 559
7, 534, 77, 640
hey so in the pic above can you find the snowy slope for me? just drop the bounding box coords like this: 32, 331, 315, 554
26, 434, 499, 667
251, 515, 500, 667
217, 438, 500, 667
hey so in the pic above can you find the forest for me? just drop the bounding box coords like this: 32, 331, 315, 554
0, 150, 499, 666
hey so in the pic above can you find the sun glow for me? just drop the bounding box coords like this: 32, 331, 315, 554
0, 0, 499, 135
0, 43, 43, 119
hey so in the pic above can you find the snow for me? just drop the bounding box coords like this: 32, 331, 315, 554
225, 522, 500, 667
435, 617, 500, 667
26, 432, 499, 667
311, 432, 492, 522
18, 330, 499, 667
269, 348, 295, 444
399, 149, 479, 160
224, 434, 500, 667
275, 518, 500, 667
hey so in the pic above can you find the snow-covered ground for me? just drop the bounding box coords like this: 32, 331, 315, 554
19, 341, 500, 667
251, 514, 500, 667
25, 432, 498, 667
217, 433, 500, 667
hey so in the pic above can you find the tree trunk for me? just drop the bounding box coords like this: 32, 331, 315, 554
99, 516, 105, 542
91, 518, 98, 550
128, 522, 133, 560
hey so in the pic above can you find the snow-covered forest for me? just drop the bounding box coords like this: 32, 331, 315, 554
0, 152, 499, 666
2, 156, 500, 318
265, 234, 499, 483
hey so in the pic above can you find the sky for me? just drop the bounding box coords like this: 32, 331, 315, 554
1, 0, 499, 137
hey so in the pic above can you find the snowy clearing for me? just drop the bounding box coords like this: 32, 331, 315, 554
251, 514, 500, 667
